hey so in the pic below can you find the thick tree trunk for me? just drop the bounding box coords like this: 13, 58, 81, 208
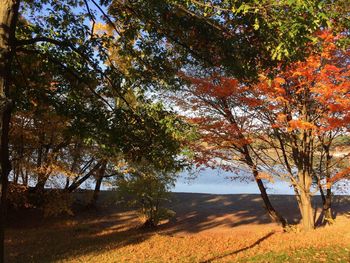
299, 189, 314, 231
0, 103, 12, 263
0, 1, 20, 262
295, 170, 314, 231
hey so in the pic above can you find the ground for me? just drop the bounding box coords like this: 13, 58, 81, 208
6, 192, 350, 262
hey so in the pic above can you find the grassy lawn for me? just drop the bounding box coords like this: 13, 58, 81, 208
6, 193, 350, 262
239, 246, 350, 263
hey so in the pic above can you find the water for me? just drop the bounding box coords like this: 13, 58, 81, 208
173, 168, 296, 195
25, 167, 349, 195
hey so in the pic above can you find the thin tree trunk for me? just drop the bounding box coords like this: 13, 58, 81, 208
90, 161, 106, 206
323, 188, 333, 223
318, 181, 333, 225
64, 177, 70, 189
91, 176, 103, 204
244, 150, 287, 227
223, 105, 286, 227
323, 143, 333, 224
0, 1, 20, 262
67, 162, 101, 192
12, 163, 18, 184
20, 168, 27, 186
253, 168, 287, 227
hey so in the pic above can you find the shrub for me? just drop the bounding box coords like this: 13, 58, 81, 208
116, 169, 176, 228
42, 190, 73, 217
7, 183, 31, 209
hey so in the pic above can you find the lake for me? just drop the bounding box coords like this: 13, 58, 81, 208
173, 168, 296, 195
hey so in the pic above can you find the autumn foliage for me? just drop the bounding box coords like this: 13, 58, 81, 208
176, 31, 350, 230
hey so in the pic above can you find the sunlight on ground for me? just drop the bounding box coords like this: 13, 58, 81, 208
6, 193, 350, 262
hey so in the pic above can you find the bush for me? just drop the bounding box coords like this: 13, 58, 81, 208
7, 183, 31, 209
116, 169, 176, 228
6, 183, 73, 217
42, 190, 73, 217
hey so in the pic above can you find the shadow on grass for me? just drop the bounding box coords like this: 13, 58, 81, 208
6, 207, 155, 263
200, 231, 275, 263
158, 193, 350, 235
6, 193, 350, 262
157, 194, 298, 235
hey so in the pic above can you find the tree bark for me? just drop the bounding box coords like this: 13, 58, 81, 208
253, 168, 287, 227
323, 188, 333, 224
67, 162, 101, 192
0, 1, 20, 261
323, 143, 333, 224
90, 162, 106, 206
244, 149, 287, 227
299, 189, 314, 231
223, 106, 286, 227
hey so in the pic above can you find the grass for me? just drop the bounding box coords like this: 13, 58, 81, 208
239, 246, 350, 263
5, 193, 350, 262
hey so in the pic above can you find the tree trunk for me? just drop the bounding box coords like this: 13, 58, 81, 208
34, 171, 50, 192
0, 102, 12, 263
0, 1, 20, 262
223, 103, 285, 227
323, 143, 333, 224
299, 189, 314, 231
254, 171, 287, 227
20, 168, 27, 186
12, 163, 18, 184
323, 188, 333, 224
90, 161, 106, 206
90, 176, 103, 206
67, 162, 101, 192
64, 177, 70, 189
244, 151, 287, 227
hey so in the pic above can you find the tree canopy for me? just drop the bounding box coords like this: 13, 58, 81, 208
0, 0, 349, 261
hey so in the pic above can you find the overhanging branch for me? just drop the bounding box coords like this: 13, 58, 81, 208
15, 37, 70, 47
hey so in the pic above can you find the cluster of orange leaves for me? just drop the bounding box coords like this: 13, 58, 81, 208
256, 31, 350, 132
177, 30, 350, 182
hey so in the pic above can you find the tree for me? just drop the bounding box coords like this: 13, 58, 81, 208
247, 31, 349, 230
0, 0, 346, 260
0, 1, 20, 261
107, 0, 335, 82
175, 31, 349, 231
0, 1, 190, 260
173, 75, 287, 226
